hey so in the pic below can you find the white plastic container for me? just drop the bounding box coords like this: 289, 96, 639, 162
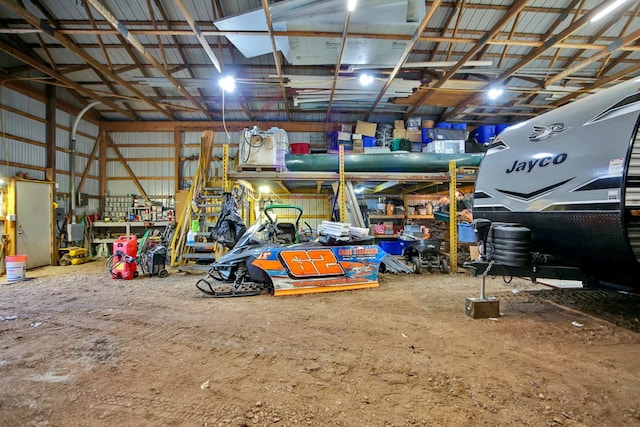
6, 255, 27, 282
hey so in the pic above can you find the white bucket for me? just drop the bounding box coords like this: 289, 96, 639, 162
6, 255, 27, 282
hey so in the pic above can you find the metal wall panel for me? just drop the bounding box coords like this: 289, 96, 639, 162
2, 87, 45, 117
2, 110, 46, 143
111, 131, 173, 145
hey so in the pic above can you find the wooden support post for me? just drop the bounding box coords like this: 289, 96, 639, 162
99, 129, 107, 214
45, 84, 56, 183
174, 129, 180, 194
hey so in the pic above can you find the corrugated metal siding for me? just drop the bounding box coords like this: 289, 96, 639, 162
106, 131, 177, 198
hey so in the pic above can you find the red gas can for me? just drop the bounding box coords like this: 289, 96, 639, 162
111, 235, 138, 280
113, 235, 138, 258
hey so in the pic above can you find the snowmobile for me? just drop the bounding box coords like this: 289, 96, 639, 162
195, 204, 386, 297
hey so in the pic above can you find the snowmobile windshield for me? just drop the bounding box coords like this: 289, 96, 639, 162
231, 219, 268, 249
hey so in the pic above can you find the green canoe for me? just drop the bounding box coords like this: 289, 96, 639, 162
285, 152, 484, 173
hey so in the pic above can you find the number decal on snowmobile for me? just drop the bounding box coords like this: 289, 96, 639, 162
278, 249, 346, 279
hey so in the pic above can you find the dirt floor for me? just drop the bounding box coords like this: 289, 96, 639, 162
1, 260, 639, 427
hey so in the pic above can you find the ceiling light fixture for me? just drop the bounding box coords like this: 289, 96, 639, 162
591, 0, 630, 22
219, 76, 236, 93
347, 0, 357, 12
359, 74, 374, 86
487, 87, 504, 100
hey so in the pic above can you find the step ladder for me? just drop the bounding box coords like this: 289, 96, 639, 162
170, 130, 223, 271
178, 185, 223, 273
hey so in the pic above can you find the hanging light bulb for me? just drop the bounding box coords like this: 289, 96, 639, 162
347, 0, 357, 12
219, 76, 236, 93
487, 87, 504, 100
359, 74, 374, 86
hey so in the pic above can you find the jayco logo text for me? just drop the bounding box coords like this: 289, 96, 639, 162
506, 153, 567, 174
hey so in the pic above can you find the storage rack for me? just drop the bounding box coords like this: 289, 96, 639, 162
103, 195, 134, 221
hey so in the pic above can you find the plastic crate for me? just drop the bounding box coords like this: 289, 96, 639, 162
470, 125, 496, 144
363, 136, 377, 147
379, 240, 403, 255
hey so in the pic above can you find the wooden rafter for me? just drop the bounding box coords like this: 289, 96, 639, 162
551, 62, 640, 107
545, 2, 640, 87
86, 0, 214, 120
405, 0, 530, 117
545, 27, 640, 87
174, 0, 221, 73
325, 9, 352, 121
365, 0, 443, 120
12, 29, 640, 54
211, 0, 254, 120
0, 39, 134, 118
443, 0, 630, 120
261, 0, 291, 121
445, 0, 465, 62
153, 0, 211, 112
77, 133, 102, 193
106, 133, 150, 201
0, 0, 172, 120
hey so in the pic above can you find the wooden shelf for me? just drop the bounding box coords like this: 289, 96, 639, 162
94, 221, 171, 227
93, 238, 115, 244
369, 214, 405, 219
407, 214, 435, 220
374, 234, 399, 238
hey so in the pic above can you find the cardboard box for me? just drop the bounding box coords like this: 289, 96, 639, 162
394, 120, 405, 129
337, 131, 352, 141
352, 140, 364, 153
341, 124, 353, 133
392, 129, 406, 139
405, 130, 422, 142
355, 120, 377, 137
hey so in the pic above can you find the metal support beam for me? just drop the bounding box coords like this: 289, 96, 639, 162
339, 145, 346, 223
449, 160, 457, 274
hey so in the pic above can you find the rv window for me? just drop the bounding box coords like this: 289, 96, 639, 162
590, 92, 640, 123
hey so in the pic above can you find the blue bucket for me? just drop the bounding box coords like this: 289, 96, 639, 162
458, 222, 477, 243
452, 122, 467, 130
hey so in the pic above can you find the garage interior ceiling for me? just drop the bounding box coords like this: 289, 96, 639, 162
1, 0, 640, 126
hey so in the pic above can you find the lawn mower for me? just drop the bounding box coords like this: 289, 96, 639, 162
400, 234, 450, 274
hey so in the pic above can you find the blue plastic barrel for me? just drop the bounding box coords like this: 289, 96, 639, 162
452, 123, 467, 130
435, 121, 452, 129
